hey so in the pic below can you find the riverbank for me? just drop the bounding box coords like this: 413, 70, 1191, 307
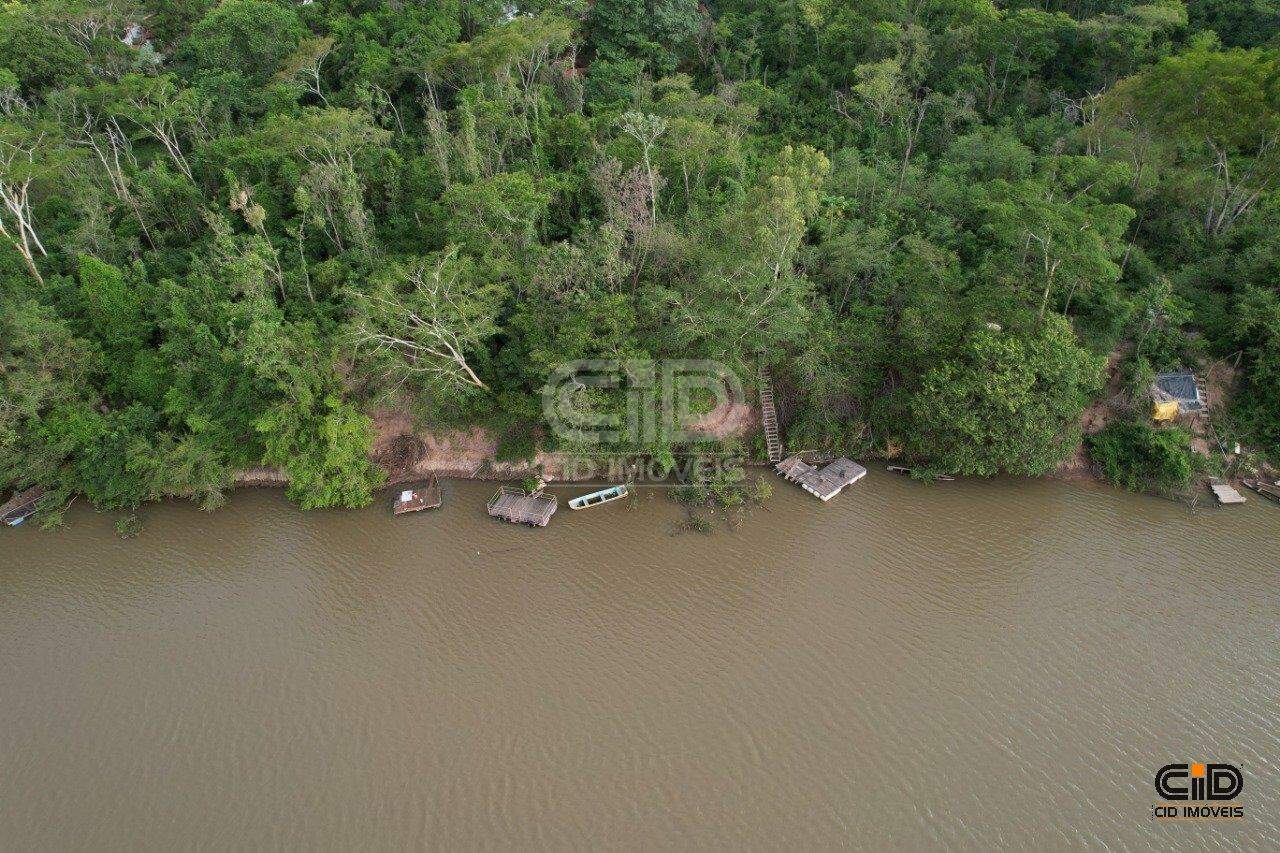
231, 417, 1266, 504
237, 399, 762, 488
172, 365, 1280, 510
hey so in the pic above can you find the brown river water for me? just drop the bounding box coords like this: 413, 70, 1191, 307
2, 473, 1277, 849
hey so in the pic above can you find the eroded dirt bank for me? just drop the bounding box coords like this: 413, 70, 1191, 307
239, 400, 760, 487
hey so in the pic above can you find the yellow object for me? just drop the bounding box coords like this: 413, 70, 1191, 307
1152, 400, 1179, 421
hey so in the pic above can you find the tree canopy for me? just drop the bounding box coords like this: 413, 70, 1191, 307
1, 0, 1278, 515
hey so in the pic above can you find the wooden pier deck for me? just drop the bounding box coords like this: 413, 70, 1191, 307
392, 476, 442, 515
487, 487, 558, 526
1209, 478, 1246, 505
775, 455, 866, 501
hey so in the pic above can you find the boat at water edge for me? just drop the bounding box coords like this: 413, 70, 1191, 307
1, 486, 45, 527
887, 465, 955, 482
1242, 478, 1280, 505
568, 485, 630, 510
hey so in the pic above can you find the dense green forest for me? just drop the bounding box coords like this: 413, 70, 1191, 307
1, 0, 1277, 515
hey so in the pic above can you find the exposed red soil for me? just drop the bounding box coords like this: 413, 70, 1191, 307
1054, 343, 1130, 481
686, 398, 758, 440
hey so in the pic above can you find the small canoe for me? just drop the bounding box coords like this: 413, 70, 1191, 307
887, 466, 954, 482
568, 484, 629, 510
1243, 479, 1280, 504
392, 476, 442, 515
2, 486, 45, 527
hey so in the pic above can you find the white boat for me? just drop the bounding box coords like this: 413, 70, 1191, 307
568, 485, 629, 510
2, 486, 44, 527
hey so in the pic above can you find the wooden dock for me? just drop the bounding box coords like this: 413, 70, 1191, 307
1209, 478, 1246, 505
486, 487, 558, 526
775, 455, 866, 501
392, 476, 442, 515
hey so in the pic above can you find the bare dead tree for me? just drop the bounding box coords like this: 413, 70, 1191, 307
124, 81, 195, 180
352, 250, 492, 391
0, 132, 49, 285
228, 183, 287, 301
68, 105, 155, 248
1204, 136, 1278, 237
619, 112, 667, 228
371, 83, 406, 137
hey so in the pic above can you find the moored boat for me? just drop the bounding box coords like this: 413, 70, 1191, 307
568, 485, 629, 510
2, 486, 45, 527
1242, 478, 1280, 504
887, 465, 954, 482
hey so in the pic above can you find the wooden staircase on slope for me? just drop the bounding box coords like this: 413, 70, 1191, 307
760, 369, 783, 464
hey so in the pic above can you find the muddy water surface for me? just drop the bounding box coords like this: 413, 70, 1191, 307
2, 474, 1277, 848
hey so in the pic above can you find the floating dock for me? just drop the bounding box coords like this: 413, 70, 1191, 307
486, 487, 558, 526
776, 455, 867, 501
392, 476, 442, 515
1209, 478, 1246, 505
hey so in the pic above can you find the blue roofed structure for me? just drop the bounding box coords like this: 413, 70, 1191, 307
1152, 372, 1205, 413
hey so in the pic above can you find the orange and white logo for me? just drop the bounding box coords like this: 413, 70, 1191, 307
1152, 762, 1244, 821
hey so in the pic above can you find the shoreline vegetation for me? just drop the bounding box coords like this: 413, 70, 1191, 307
20, 411, 1276, 533
2, 2, 1279, 527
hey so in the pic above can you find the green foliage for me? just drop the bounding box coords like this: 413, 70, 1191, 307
439, 172, 551, 257
907, 318, 1104, 477
1233, 284, 1280, 454
585, 57, 641, 111
116, 513, 143, 538
142, 1, 219, 51
257, 394, 382, 510
669, 455, 764, 510
185, 0, 306, 85
1100, 45, 1280, 237
680, 512, 713, 533
494, 421, 540, 463
1187, 0, 1280, 48
1088, 421, 1199, 493
2, 0, 1278, 519
0, 296, 96, 493
0, 5, 86, 94
588, 0, 701, 76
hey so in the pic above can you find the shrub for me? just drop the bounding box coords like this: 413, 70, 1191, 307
494, 422, 540, 463
1087, 422, 1199, 494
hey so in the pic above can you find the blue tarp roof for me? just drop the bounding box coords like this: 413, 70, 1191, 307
1155, 372, 1202, 408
